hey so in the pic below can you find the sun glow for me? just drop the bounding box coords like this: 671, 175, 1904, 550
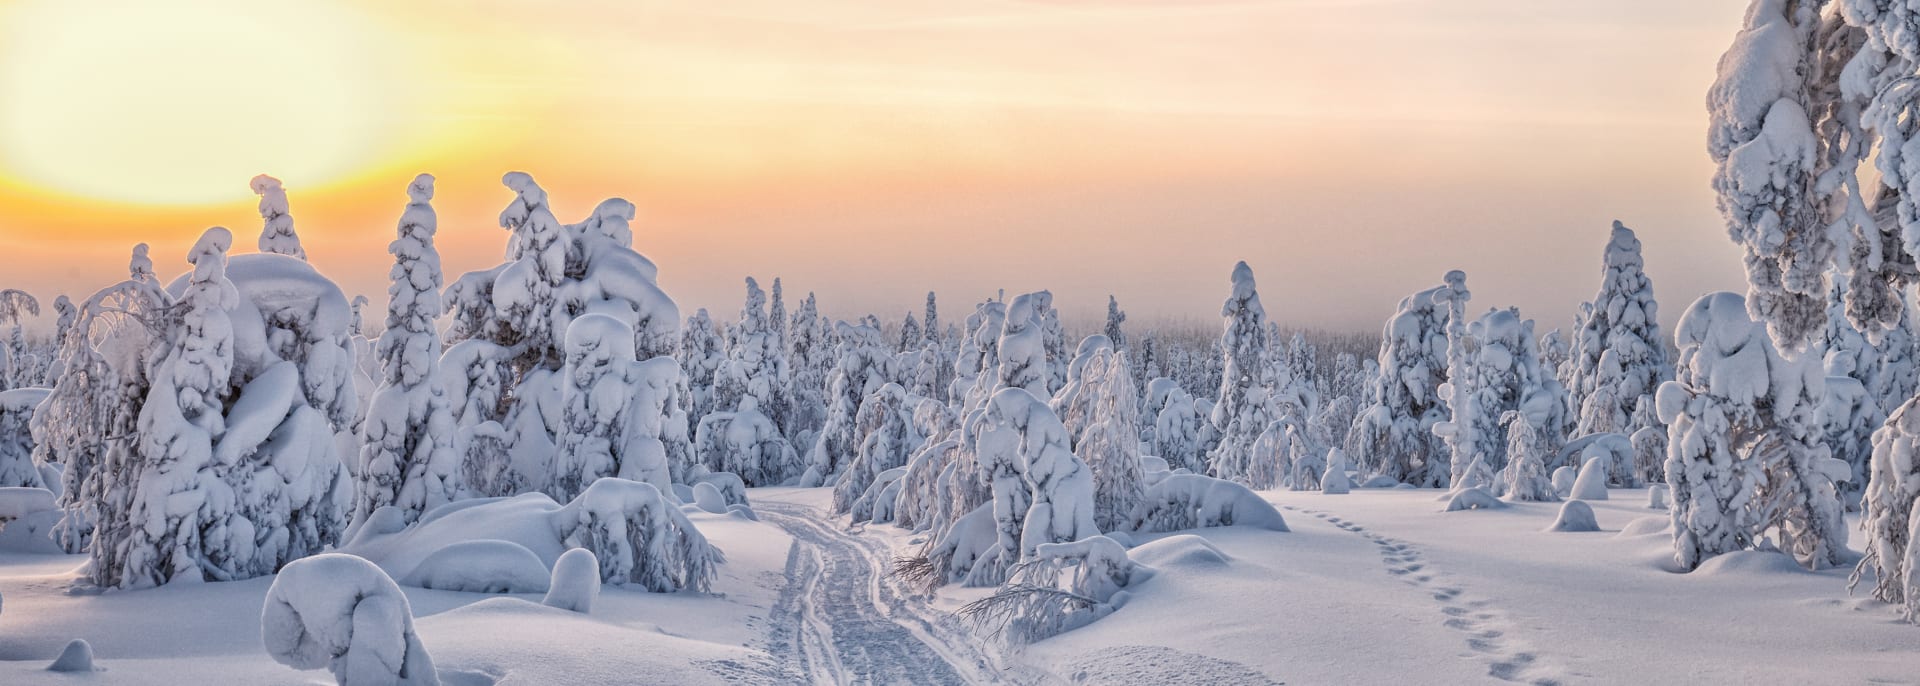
0, 0, 403, 206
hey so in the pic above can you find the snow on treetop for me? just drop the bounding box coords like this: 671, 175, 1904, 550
407, 173, 435, 202
188, 227, 234, 266
250, 174, 288, 210
1606, 220, 1642, 266
565, 312, 638, 363
1705, 1, 1802, 153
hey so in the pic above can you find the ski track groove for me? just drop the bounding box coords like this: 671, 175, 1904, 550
1284, 504, 1563, 686
760, 501, 1051, 685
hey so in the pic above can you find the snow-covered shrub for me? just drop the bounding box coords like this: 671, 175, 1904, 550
1566, 222, 1669, 437
1443, 488, 1505, 512
544, 547, 601, 614
354, 174, 460, 529
553, 478, 722, 591
1547, 500, 1601, 533
1629, 397, 1669, 484
1347, 272, 1466, 487
693, 396, 799, 487
1660, 292, 1847, 572
960, 535, 1147, 644
400, 539, 550, 593
1126, 473, 1288, 534
1569, 455, 1611, 501
262, 553, 438, 686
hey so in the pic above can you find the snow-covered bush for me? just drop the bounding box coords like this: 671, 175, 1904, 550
1660, 292, 1847, 572
401, 539, 550, 593
1501, 412, 1558, 502
960, 535, 1147, 644
1322, 448, 1352, 494
354, 174, 460, 529
262, 553, 438, 686
963, 387, 1097, 586
1126, 473, 1288, 533
1566, 222, 1669, 437
1145, 378, 1203, 473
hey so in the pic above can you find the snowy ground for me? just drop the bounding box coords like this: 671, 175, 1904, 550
0, 487, 1913, 684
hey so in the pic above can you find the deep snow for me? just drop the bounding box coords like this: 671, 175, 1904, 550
0, 486, 1914, 684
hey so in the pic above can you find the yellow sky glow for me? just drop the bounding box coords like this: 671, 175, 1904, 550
0, 0, 1753, 332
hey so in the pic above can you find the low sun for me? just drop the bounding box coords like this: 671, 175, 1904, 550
0, 0, 397, 206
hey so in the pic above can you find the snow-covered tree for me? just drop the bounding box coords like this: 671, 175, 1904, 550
1821, 351, 1879, 508
1658, 292, 1847, 572
899, 312, 923, 353
1051, 334, 1114, 444
1346, 272, 1465, 487
1207, 262, 1274, 484
1075, 349, 1145, 531
996, 293, 1051, 400
1629, 396, 1668, 484
353, 174, 459, 529
1502, 411, 1559, 502
1435, 308, 1565, 482
550, 314, 676, 501
1566, 222, 1670, 437
0, 289, 39, 390
1145, 378, 1203, 473
251, 175, 306, 260
784, 293, 831, 448
714, 278, 790, 440
1036, 292, 1069, 396
682, 309, 724, 423
965, 387, 1097, 586
693, 395, 798, 487
831, 383, 919, 513
803, 322, 892, 485
442, 173, 682, 498
1539, 329, 1570, 383
1103, 295, 1127, 350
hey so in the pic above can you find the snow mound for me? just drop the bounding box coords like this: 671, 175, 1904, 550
402, 540, 551, 594
0, 487, 55, 519
1128, 534, 1231, 569
263, 553, 439, 685
46, 639, 95, 673
1443, 487, 1506, 512
1547, 500, 1601, 532
543, 548, 600, 614
1692, 550, 1809, 577
1646, 484, 1669, 510
1550, 466, 1577, 496
1127, 474, 1288, 533
691, 483, 728, 514
1358, 475, 1400, 489
1569, 455, 1610, 500
1617, 515, 1672, 538
1062, 645, 1280, 686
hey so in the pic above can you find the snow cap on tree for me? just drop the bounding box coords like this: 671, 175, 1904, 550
251, 175, 305, 260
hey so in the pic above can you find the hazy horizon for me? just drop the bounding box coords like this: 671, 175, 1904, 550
0, 0, 1751, 334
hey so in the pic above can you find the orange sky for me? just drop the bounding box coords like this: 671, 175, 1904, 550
0, 0, 1750, 333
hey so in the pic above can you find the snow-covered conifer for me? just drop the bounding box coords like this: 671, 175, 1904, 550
714, 278, 790, 439
1075, 349, 1145, 531
1145, 378, 1203, 473
1346, 273, 1464, 487
832, 383, 919, 513
785, 293, 831, 448
1103, 295, 1127, 349
693, 395, 798, 487
1207, 262, 1274, 484
1502, 411, 1558, 502
1566, 222, 1670, 437
353, 174, 459, 528
251, 175, 306, 260
803, 322, 893, 485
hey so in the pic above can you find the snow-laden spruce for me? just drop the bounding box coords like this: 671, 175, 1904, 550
263, 553, 438, 686
1051, 334, 1115, 444
1144, 378, 1204, 473
960, 535, 1147, 644
802, 321, 893, 486
694, 395, 799, 487
250, 175, 307, 260
1208, 262, 1275, 486
1566, 222, 1669, 438
1433, 308, 1568, 485
1658, 292, 1848, 572
442, 173, 683, 499
0, 388, 47, 489
830, 383, 920, 514
108, 227, 357, 588
714, 277, 790, 444
1072, 348, 1146, 531
550, 314, 678, 501
353, 174, 460, 530
1821, 351, 1879, 508
1346, 272, 1466, 487
964, 388, 1097, 587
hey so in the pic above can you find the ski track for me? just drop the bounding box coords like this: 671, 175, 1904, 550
1283, 504, 1563, 686
759, 501, 1050, 685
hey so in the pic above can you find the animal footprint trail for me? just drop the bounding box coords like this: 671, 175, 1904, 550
1283, 505, 1563, 685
